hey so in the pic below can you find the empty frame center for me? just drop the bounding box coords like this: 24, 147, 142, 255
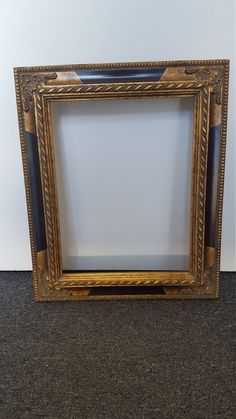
51, 98, 193, 271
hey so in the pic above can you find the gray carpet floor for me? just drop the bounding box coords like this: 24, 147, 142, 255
0, 271, 235, 419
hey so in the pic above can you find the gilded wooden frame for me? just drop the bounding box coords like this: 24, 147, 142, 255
14, 60, 229, 300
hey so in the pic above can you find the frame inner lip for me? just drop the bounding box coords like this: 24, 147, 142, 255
37, 84, 209, 287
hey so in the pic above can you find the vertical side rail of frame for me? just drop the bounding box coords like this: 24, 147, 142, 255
14, 69, 48, 299
195, 86, 211, 284
204, 62, 230, 296
34, 92, 62, 288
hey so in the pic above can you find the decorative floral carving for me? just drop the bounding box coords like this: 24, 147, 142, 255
185, 66, 224, 104
21, 73, 57, 111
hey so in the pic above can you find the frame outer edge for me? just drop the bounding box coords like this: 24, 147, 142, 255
215, 62, 230, 297
13, 68, 40, 300
13, 59, 230, 73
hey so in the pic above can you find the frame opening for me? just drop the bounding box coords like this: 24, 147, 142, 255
51, 97, 194, 272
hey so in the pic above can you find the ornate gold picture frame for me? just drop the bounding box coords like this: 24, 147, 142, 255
14, 60, 229, 300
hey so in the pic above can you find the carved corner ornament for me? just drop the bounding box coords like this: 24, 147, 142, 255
185, 66, 224, 104
20, 73, 57, 111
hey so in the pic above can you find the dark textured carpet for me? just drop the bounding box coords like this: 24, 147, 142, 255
0, 272, 235, 419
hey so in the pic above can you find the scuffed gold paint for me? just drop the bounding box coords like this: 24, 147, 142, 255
37, 249, 47, 274
71, 288, 91, 297
162, 286, 181, 296
161, 67, 196, 81
47, 71, 81, 84
210, 99, 221, 128
205, 246, 215, 268
24, 110, 36, 135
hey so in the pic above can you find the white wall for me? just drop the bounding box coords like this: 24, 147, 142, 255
0, 0, 235, 270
